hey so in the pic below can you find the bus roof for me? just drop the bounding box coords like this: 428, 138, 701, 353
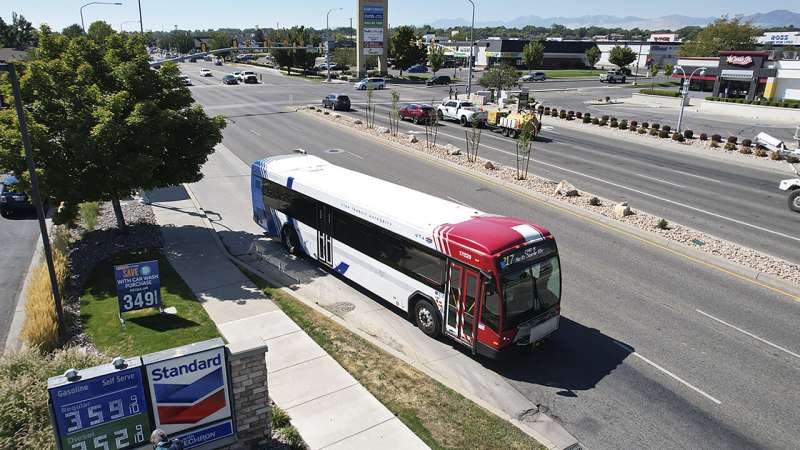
252, 154, 551, 256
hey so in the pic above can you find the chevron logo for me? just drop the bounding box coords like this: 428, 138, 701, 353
154, 367, 227, 424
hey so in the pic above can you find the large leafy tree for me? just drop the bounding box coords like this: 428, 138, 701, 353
61, 24, 84, 39
0, 12, 36, 48
390, 26, 426, 77
522, 40, 544, 71
428, 45, 445, 76
0, 24, 225, 230
479, 64, 519, 94
679, 17, 761, 57
609, 46, 637, 70
585, 46, 600, 68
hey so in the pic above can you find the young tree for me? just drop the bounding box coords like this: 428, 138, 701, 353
390, 25, 426, 77
522, 40, 544, 72
585, 45, 601, 68
479, 65, 519, 96
609, 46, 637, 70
428, 45, 445, 76
0, 26, 225, 230
649, 64, 660, 89
663, 63, 674, 76
679, 17, 760, 57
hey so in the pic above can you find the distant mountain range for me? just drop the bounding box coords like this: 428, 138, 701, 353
426, 9, 800, 31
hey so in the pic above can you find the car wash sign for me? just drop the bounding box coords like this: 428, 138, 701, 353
115, 260, 161, 314
143, 338, 235, 449
48, 358, 151, 450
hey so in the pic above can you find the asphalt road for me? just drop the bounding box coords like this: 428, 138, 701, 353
0, 211, 39, 352
181, 61, 800, 265
180, 61, 800, 449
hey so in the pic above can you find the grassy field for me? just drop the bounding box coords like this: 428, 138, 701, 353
80, 248, 220, 356
241, 268, 543, 450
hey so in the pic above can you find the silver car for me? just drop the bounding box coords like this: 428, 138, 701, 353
519, 72, 546, 82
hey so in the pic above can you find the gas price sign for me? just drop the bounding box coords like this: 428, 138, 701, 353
115, 260, 161, 314
48, 357, 151, 450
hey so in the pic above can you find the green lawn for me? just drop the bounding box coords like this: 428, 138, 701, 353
80, 248, 220, 356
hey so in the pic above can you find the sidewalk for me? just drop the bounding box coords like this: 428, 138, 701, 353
148, 182, 427, 449
178, 143, 580, 450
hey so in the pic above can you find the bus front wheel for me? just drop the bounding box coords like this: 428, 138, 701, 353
281, 225, 301, 255
414, 300, 441, 338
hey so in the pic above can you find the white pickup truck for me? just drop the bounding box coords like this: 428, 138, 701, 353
436, 100, 488, 126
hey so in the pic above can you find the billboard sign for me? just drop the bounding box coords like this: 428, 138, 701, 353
362, 5, 384, 27
115, 260, 161, 314
48, 358, 151, 450
143, 338, 235, 448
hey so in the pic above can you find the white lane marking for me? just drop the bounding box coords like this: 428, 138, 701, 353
249, 129, 262, 137
446, 196, 474, 208
345, 151, 364, 160
635, 173, 686, 188
696, 309, 800, 360
613, 341, 722, 405
664, 168, 722, 184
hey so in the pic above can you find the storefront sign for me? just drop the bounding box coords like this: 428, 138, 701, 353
726, 55, 753, 66
48, 358, 151, 450
143, 338, 234, 449
115, 260, 161, 314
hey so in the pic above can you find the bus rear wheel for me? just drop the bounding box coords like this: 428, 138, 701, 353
281, 225, 301, 255
414, 300, 441, 338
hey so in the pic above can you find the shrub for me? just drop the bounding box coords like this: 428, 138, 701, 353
575, 111, 583, 119
551, 109, 559, 117
272, 405, 291, 429
683, 130, 693, 139
699, 133, 707, 140
598, 119, 607, 126
711, 134, 722, 143
0, 347, 107, 449
568, 110, 575, 117
641, 121, 649, 129
656, 218, 669, 230
658, 130, 669, 138
610, 120, 618, 128
544, 107, 550, 113
588, 196, 601, 206
662, 125, 671, 133
605, 96, 611, 102
610, 117, 617, 122
582, 116, 591, 123
601, 115, 609, 122
21, 247, 67, 352
559, 110, 567, 119
630, 120, 638, 129
672, 132, 682, 141
649, 128, 658, 136
725, 142, 738, 151
738, 146, 751, 154
78, 202, 100, 232
651, 123, 660, 130
276, 425, 304, 449
638, 128, 647, 134
741, 138, 752, 147
754, 148, 768, 157
770, 152, 783, 161
584, 112, 591, 119
727, 136, 737, 144
619, 120, 628, 130
537, 105, 545, 112
591, 117, 599, 125
640, 89, 681, 97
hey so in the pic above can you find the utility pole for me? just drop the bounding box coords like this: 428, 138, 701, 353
466, 0, 476, 95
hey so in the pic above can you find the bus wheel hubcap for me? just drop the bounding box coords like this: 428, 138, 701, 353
418, 309, 433, 329
794, 196, 800, 208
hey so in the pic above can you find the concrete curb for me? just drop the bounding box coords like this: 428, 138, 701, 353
180, 179, 580, 449
302, 109, 800, 301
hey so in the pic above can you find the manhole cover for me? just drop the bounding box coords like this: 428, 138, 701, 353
326, 148, 344, 154
322, 301, 356, 316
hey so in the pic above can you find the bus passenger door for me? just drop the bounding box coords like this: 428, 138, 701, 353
445, 261, 479, 347
317, 204, 333, 267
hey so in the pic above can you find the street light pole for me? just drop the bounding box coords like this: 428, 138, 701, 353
633, 39, 643, 86
137, 0, 144, 35
326, 7, 343, 83
80, 1, 123, 32
673, 65, 706, 133
1, 63, 65, 341
466, 0, 475, 96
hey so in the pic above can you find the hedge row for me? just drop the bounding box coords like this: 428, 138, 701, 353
639, 89, 681, 98
705, 97, 800, 109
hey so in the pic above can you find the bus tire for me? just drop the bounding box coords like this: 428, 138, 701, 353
789, 189, 800, 213
414, 300, 441, 338
281, 225, 301, 255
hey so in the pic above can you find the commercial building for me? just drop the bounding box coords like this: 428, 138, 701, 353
434, 38, 595, 69
595, 41, 681, 72
674, 50, 800, 101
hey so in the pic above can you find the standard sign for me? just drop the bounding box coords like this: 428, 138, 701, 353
115, 260, 161, 313
48, 358, 151, 450
143, 338, 235, 449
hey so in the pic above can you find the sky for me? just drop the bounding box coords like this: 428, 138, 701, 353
2, 0, 795, 32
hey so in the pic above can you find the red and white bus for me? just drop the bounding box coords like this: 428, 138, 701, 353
251, 154, 562, 358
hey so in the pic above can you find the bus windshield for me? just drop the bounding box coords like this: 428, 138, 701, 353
501, 255, 561, 329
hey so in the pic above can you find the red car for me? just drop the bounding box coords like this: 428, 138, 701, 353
398, 104, 434, 124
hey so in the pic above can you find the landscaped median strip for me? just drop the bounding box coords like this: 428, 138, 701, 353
240, 273, 546, 450
300, 105, 800, 294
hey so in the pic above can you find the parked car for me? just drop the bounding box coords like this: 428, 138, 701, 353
0, 175, 34, 217
222, 75, 238, 85
242, 74, 259, 84
322, 94, 351, 111
436, 99, 487, 127
519, 72, 546, 82
426, 75, 451, 86
408, 64, 428, 73
199, 68, 212, 77
179, 74, 192, 86
354, 77, 386, 90
599, 70, 626, 83
399, 104, 434, 124
214, 57, 223, 66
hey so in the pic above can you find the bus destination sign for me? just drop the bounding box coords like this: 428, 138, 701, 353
48, 357, 151, 450
499, 241, 556, 270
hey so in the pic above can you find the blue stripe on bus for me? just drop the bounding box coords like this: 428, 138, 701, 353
287, 176, 294, 189
334, 262, 349, 274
